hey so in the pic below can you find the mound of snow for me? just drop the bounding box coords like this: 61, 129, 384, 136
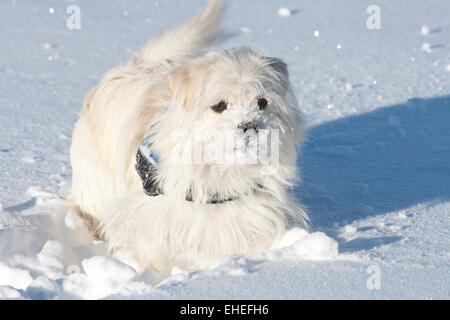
63, 256, 137, 299
27, 276, 60, 300
420, 25, 430, 36
278, 7, 292, 17
0, 263, 33, 290
0, 286, 23, 299
277, 228, 339, 260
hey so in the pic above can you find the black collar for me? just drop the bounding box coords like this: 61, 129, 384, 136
135, 149, 239, 204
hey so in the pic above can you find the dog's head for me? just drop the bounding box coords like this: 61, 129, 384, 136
151, 47, 304, 202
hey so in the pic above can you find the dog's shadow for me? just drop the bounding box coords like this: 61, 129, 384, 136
295, 95, 450, 233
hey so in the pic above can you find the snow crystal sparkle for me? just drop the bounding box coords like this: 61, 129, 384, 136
278, 7, 292, 17
421, 43, 431, 53
420, 25, 430, 36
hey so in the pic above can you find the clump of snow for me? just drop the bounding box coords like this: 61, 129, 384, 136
48, 8, 55, 14
344, 225, 357, 233
421, 42, 431, 53
420, 25, 430, 36
26, 186, 59, 206
64, 256, 138, 299
397, 211, 407, 219
166, 266, 191, 282
64, 210, 84, 229
278, 7, 292, 17
171, 266, 186, 276
0, 263, 33, 290
0, 286, 23, 299
37, 240, 64, 271
82, 255, 136, 280
314, 30, 320, 37
62, 272, 89, 298
22, 156, 35, 163
240, 26, 252, 33
227, 267, 247, 276
277, 228, 339, 260
27, 276, 59, 299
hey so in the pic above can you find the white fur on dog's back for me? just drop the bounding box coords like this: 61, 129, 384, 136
133, 0, 222, 64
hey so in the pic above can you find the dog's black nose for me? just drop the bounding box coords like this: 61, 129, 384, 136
238, 121, 258, 133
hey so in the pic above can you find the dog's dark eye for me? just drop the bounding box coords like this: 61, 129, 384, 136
211, 100, 227, 113
257, 97, 268, 110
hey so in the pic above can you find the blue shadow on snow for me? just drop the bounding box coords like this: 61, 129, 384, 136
295, 95, 450, 230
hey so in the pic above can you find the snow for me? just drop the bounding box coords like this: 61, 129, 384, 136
0, 263, 33, 290
276, 228, 339, 261
0, 0, 449, 299
62, 256, 137, 299
420, 25, 430, 36
240, 27, 252, 34
422, 42, 431, 53
0, 285, 23, 299
278, 7, 292, 17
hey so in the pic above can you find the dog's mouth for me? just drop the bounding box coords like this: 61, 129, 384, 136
228, 130, 275, 165
232, 133, 255, 152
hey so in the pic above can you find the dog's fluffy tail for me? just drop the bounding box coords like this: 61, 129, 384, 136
134, 0, 223, 64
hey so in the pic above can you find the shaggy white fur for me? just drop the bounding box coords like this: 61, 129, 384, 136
70, 0, 308, 272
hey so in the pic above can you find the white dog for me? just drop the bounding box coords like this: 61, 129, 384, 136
70, 0, 308, 273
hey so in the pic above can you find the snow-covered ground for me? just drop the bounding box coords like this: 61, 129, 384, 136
1, 0, 449, 299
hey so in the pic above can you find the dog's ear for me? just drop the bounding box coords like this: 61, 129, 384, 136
167, 64, 209, 109
262, 56, 290, 95
265, 57, 288, 78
